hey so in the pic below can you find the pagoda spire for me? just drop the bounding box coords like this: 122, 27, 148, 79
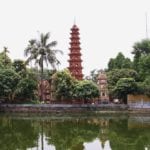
68, 24, 83, 80
74, 17, 76, 25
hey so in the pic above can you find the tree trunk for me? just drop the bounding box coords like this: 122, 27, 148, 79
40, 56, 44, 101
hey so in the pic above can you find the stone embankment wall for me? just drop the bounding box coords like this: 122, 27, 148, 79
0, 104, 128, 113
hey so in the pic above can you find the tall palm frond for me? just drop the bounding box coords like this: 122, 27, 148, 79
24, 32, 63, 72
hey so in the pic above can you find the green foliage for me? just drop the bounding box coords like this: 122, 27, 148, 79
45, 119, 100, 149
24, 32, 63, 73
107, 69, 138, 87
132, 39, 150, 57
0, 69, 20, 101
24, 32, 63, 101
73, 80, 99, 101
88, 69, 99, 83
0, 117, 39, 150
106, 39, 150, 101
131, 39, 150, 83
107, 69, 138, 102
113, 78, 137, 103
13, 59, 26, 72
108, 52, 132, 71
0, 67, 38, 102
26, 67, 40, 80
143, 77, 150, 96
132, 39, 150, 72
137, 77, 150, 97
138, 54, 150, 80
0, 47, 12, 69
52, 69, 99, 102
12, 59, 27, 77
52, 69, 76, 101
42, 69, 56, 80
16, 77, 38, 100
0, 47, 39, 102
1, 115, 150, 150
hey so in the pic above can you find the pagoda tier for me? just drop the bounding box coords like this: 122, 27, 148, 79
68, 24, 83, 80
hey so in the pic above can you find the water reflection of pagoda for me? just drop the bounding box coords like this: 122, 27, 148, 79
87, 118, 110, 149
99, 119, 109, 149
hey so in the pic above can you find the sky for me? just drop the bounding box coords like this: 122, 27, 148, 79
0, 0, 150, 76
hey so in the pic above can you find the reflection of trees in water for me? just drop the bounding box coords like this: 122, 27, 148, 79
0, 115, 150, 150
43, 119, 100, 150
109, 118, 150, 150
0, 116, 39, 150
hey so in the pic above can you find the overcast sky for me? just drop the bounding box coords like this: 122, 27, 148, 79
0, 0, 150, 76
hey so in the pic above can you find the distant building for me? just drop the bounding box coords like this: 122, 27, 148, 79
68, 24, 83, 80
98, 70, 109, 103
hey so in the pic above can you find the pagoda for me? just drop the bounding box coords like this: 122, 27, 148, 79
98, 70, 109, 103
68, 24, 83, 80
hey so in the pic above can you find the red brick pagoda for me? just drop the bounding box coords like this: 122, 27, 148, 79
68, 24, 83, 80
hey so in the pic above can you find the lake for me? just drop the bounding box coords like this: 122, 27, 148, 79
0, 113, 150, 150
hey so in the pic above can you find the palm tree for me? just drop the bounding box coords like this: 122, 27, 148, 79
24, 32, 63, 101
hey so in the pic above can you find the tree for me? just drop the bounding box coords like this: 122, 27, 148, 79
113, 78, 137, 103
132, 39, 150, 57
88, 69, 99, 83
137, 77, 150, 97
16, 77, 38, 100
138, 54, 150, 81
108, 52, 132, 71
13, 59, 26, 72
24, 32, 63, 71
52, 69, 99, 103
52, 69, 76, 102
0, 69, 20, 101
0, 47, 12, 68
107, 69, 138, 88
24, 32, 63, 101
107, 69, 138, 100
132, 39, 150, 71
12, 59, 27, 77
73, 80, 99, 103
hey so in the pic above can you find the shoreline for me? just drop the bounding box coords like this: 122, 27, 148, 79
0, 104, 150, 114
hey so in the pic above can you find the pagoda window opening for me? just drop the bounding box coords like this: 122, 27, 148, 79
102, 93, 105, 96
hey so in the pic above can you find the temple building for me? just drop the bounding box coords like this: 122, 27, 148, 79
98, 70, 109, 103
68, 24, 83, 80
